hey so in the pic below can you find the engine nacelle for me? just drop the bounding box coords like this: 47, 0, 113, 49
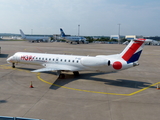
81, 57, 110, 67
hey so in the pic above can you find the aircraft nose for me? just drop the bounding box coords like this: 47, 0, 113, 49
7, 56, 13, 63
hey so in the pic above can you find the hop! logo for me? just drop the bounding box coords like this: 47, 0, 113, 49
21, 55, 35, 61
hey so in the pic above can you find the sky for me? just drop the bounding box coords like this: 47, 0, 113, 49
0, 0, 160, 36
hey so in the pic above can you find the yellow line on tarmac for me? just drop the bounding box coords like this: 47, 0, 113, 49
128, 82, 160, 96
0, 64, 10, 67
37, 73, 160, 96
36, 73, 128, 96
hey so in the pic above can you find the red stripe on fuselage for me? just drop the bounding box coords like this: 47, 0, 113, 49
122, 41, 143, 61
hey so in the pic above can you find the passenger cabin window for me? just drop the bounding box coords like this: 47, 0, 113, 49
60, 59, 62, 62
49, 58, 51, 61
53, 58, 54, 61
68, 60, 70, 62
64, 60, 66, 62
46, 58, 47, 60
72, 60, 74, 63
56, 59, 58, 61
77, 60, 79, 63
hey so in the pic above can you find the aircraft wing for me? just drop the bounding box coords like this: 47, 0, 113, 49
31, 64, 82, 72
32, 68, 59, 72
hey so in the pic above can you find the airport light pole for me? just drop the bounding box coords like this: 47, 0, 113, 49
31, 29, 33, 35
78, 24, 80, 36
118, 23, 121, 44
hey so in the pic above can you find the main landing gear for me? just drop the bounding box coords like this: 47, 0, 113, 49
59, 74, 65, 79
58, 71, 80, 79
73, 71, 79, 76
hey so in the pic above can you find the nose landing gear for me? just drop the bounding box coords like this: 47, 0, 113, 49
12, 63, 15, 68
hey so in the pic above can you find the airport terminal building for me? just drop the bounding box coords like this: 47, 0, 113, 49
125, 35, 143, 40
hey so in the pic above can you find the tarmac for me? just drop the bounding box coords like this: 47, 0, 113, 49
0, 41, 160, 120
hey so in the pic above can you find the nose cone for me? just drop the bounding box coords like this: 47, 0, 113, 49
7, 56, 13, 63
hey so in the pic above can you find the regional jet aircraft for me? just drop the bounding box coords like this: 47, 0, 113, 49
20, 29, 50, 43
7, 39, 146, 78
60, 28, 88, 44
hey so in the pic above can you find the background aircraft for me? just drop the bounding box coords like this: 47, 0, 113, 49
20, 29, 50, 43
7, 39, 146, 78
60, 28, 88, 44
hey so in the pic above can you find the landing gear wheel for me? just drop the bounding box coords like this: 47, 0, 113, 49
73, 71, 79, 76
58, 74, 65, 79
12, 63, 15, 68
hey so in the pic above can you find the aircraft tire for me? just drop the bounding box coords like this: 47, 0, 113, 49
73, 71, 79, 76
12, 63, 15, 68
58, 74, 65, 79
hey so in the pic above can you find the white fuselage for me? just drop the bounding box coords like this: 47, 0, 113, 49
7, 52, 135, 73
7, 39, 146, 76
20, 29, 50, 42
61, 36, 87, 43
22, 36, 49, 42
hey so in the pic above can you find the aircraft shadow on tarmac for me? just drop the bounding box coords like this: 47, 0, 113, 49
14, 67, 155, 90
15, 67, 57, 75
49, 72, 155, 90
0, 54, 8, 58
16, 67, 35, 71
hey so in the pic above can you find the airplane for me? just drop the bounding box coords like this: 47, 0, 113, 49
7, 38, 146, 78
20, 29, 50, 43
60, 28, 88, 44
